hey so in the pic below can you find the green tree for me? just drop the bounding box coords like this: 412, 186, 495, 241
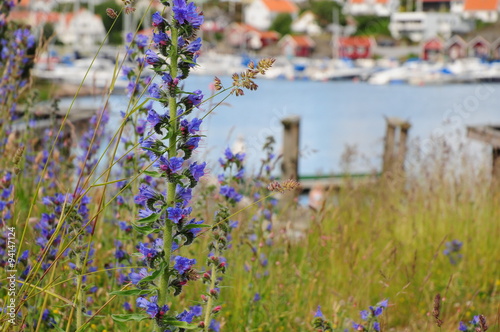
308, 0, 345, 28
270, 13, 293, 36
353, 16, 390, 36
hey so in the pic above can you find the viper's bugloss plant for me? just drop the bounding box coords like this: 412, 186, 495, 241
312, 306, 334, 331
458, 315, 488, 332
110, 1, 273, 331
0, 0, 35, 135
351, 300, 388, 332
443, 239, 463, 265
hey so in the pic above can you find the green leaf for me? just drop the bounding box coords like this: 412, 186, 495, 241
132, 223, 158, 235
53, 325, 66, 332
140, 263, 165, 283
137, 213, 161, 224
111, 314, 149, 322
143, 170, 162, 177
109, 289, 154, 296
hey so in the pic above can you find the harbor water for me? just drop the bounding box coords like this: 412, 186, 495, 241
108, 77, 500, 176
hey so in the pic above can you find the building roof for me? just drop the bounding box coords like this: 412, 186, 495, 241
464, 0, 499, 11
349, 0, 390, 4
8, 10, 61, 24
423, 37, 443, 50
260, 30, 280, 39
468, 35, 491, 46
262, 0, 299, 13
445, 35, 467, 48
282, 35, 315, 47
338, 36, 373, 47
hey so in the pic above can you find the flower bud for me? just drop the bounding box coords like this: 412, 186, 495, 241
106, 8, 118, 19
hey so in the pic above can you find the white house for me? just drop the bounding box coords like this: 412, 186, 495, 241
389, 12, 474, 42
343, 0, 399, 17
291, 11, 322, 36
462, 0, 499, 23
55, 9, 106, 49
244, 0, 299, 31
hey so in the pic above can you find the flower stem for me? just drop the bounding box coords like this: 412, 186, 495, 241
203, 249, 219, 331
157, 26, 179, 329
75, 253, 84, 330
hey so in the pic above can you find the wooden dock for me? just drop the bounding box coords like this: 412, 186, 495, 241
467, 125, 500, 180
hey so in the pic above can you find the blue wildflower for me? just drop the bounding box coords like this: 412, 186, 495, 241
220, 185, 242, 203
172, 0, 204, 28
152, 12, 165, 27
158, 156, 184, 174
314, 305, 323, 317
186, 89, 203, 107
209, 319, 220, 332
153, 31, 169, 46
189, 161, 206, 181
167, 207, 185, 223
186, 37, 202, 53
173, 256, 196, 274
145, 49, 162, 66
129, 268, 151, 284
148, 83, 162, 99
136, 34, 149, 48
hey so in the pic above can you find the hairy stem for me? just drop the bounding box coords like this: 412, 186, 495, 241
157, 26, 179, 329
203, 249, 219, 331
75, 253, 84, 330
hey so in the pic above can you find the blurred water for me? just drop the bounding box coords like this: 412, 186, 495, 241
109, 78, 500, 175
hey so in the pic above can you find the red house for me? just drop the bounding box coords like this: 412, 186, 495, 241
468, 36, 490, 58
279, 35, 315, 57
422, 37, 443, 61
337, 37, 374, 60
445, 35, 467, 60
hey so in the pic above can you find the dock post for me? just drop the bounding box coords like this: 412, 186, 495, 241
396, 122, 411, 172
493, 148, 500, 182
281, 115, 300, 183
466, 125, 500, 183
382, 117, 411, 176
382, 119, 397, 173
